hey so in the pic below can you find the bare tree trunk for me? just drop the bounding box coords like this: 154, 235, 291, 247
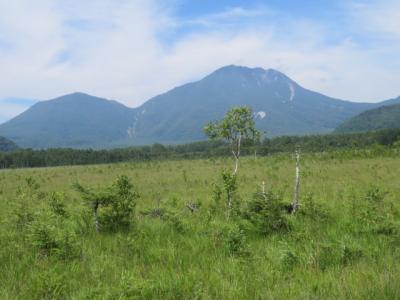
232, 134, 241, 175
291, 150, 301, 213
233, 156, 239, 175
93, 201, 99, 232
227, 190, 233, 219
261, 181, 266, 194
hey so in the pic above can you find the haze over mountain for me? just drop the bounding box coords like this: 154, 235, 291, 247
0, 65, 399, 149
335, 102, 400, 134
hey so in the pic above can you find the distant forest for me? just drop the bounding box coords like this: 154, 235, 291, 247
1, 128, 400, 169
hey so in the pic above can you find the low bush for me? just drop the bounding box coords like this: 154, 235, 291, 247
225, 225, 248, 256
246, 190, 291, 235
75, 175, 139, 232
351, 186, 398, 235
28, 212, 81, 260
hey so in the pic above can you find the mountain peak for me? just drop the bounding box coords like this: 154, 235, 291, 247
52, 92, 96, 101
40, 92, 119, 106
2, 64, 398, 149
206, 65, 293, 85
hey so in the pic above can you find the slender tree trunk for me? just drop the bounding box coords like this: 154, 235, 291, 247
233, 156, 239, 175
93, 201, 99, 232
232, 135, 241, 175
227, 190, 233, 219
291, 150, 301, 213
262, 181, 266, 194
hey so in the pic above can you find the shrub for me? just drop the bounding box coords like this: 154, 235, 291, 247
222, 171, 238, 211
210, 183, 223, 215
280, 247, 299, 270
49, 192, 68, 218
101, 175, 138, 230
211, 170, 239, 218
247, 190, 291, 235
75, 175, 139, 232
14, 201, 35, 229
299, 192, 329, 221
28, 213, 81, 260
352, 186, 398, 235
225, 225, 248, 256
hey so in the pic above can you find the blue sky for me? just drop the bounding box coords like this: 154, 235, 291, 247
174, 0, 342, 19
0, 0, 399, 123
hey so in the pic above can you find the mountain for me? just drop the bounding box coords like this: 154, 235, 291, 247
335, 102, 400, 133
0, 93, 135, 148
0, 65, 399, 148
0, 136, 18, 152
128, 65, 394, 142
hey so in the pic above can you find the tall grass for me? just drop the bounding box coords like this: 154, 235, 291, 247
1, 153, 400, 299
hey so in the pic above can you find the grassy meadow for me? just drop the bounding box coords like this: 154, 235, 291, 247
1, 152, 400, 299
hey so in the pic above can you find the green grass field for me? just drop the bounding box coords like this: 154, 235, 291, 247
1, 153, 400, 299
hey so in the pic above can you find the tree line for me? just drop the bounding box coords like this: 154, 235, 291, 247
1, 128, 400, 169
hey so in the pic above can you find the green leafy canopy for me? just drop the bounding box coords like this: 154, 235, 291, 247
204, 106, 261, 144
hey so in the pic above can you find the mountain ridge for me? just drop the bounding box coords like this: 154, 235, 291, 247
0, 65, 399, 148
128, 65, 392, 142
335, 102, 400, 133
0, 92, 136, 148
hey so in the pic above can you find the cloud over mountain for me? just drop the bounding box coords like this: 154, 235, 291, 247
0, 0, 399, 118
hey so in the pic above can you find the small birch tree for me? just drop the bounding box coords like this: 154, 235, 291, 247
204, 106, 261, 175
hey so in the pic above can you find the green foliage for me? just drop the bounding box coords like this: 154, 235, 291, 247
246, 190, 291, 235
75, 175, 139, 232
316, 242, 364, 271
28, 217, 81, 259
222, 171, 237, 206
25, 176, 40, 191
1, 155, 400, 298
204, 106, 260, 143
205, 106, 260, 173
212, 170, 239, 217
24, 196, 81, 260
351, 186, 398, 235
1, 128, 400, 169
211, 183, 223, 210
31, 268, 69, 299
224, 225, 248, 256
335, 103, 400, 134
299, 192, 330, 221
280, 246, 299, 270
49, 192, 68, 217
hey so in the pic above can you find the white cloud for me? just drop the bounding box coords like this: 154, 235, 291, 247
0, 0, 399, 123
350, 0, 400, 39
183, 6, 274, 27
